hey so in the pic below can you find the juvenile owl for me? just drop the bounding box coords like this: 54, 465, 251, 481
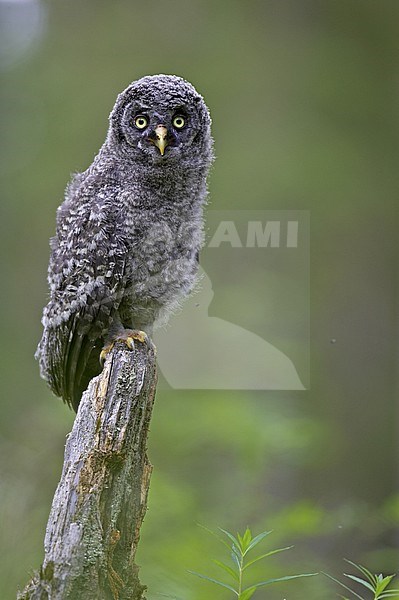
36, 75, 214, 411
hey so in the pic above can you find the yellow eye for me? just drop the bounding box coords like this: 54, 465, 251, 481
134, 115, 148, 129
173, 115, 185, 129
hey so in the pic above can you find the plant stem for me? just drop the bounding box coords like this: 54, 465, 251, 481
238, 551, 244, 596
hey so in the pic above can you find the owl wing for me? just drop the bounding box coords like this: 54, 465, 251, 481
38, 290, 118, 410
37, 191, 129, 411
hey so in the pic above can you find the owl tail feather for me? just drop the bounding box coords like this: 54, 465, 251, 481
63, 323, 102, 412
36, 317, 103, 412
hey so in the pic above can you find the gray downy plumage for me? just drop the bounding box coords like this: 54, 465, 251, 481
36, 74, 214, 411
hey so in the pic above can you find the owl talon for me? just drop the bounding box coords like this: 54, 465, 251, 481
99, 330, 150, 365
100, 345, 112, 366
125, 337, 135, 350
127, 330, 149, 345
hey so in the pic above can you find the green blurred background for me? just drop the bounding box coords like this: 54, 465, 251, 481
1, 1, 398, 598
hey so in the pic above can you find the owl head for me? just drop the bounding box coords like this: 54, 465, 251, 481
107, 74, 214, 168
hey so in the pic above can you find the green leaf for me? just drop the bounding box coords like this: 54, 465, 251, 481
187, 571, 238, 595
250, 573, 318, 588
239, 587, 257, 600
241, 528, 252, 552
231, 543, 241, 557
322, 572, 365, 600
213, 559, 239, 582
237, 531, 244, 550
231, 549, 241, 569
244, 530, 273, 555
345, 560, 378, 587
344, 574, 375, 593
243, 546, 293, 570
219, 528, 241, 552
375, 576, 395, 594
196, 523, 231, 551
379, 592, 399, 599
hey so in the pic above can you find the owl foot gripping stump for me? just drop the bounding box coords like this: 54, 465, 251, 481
19, 341, 157, 600
100, 329, 153, 366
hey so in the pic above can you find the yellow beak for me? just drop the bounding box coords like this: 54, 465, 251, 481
153, 125, 168, 155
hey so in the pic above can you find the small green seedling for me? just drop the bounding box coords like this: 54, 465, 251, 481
323, 559, 399, 599
189, 526, 317, 599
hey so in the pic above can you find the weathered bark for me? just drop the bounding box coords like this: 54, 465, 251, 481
19, 340, 157, 600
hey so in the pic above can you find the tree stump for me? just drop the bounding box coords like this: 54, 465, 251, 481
19, 340, 157, 600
